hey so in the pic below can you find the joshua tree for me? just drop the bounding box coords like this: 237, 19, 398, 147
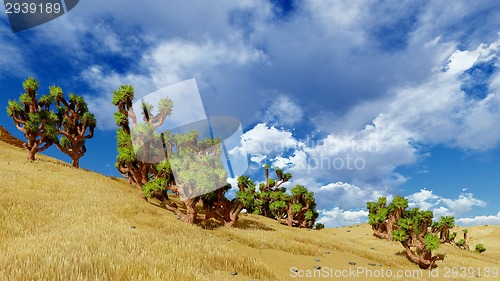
255, 165, 292, 217
252, 165, 318, 228
283, 185, 318, 228
449, 232, 457, 243
50, 86, 96, 168
315, 223, 325, 230
112, 85, 173, 187
392, 208, 442, 269
367, 197, 387, 238
367, 196, 409, 240
386, 196, 408, 240
142, 132, 228, 224
6, 78, 58, 161
431, 216, 456, 243
456, 229, 471, 251
201, 175, 257, 227
474, 244, 486, 253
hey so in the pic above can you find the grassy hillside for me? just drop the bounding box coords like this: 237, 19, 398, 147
0, 137, 499, 280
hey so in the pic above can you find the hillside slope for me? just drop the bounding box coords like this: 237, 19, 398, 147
0, 126, 24, 149
0, 138, 499, 280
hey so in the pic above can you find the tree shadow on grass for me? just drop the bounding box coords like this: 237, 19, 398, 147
145, 199, 276, 231
235, 217, 276, 231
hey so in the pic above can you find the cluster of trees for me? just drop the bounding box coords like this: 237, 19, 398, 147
111, 84, 318, 228
367, 196, 486, 269
6, 78, 96, 167
235, 165, 319, 228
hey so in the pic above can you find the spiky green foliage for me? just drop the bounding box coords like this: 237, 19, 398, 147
6, 78, 58, 161
23, 77, 39, 91
423, 233, 441, 251
367, 196, 407, 240
168, 132, 227, 199
474, 244, 486, 253
432, 216, 456, 243
51, 86, 96, 168
249, 166, 317, 228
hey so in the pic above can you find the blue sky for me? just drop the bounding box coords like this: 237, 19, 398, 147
1, 0, 499, 227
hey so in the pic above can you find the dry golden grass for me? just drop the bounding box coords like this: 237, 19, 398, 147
0, 139, 499, 280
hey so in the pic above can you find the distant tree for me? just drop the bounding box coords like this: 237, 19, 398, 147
6, 78, 58, 161
50, 86, 96, 168
252, 165, 318, 228
255, 165, 292, 217
315, 223, 325, 230
392, 208, 442, 269
449, 232, 457, 243
474, 244, 486, 253
456, 229, 471, 251
431, 216, 455, 244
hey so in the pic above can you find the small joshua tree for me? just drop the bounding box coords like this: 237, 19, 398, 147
449, 232, 457, 243
6, 78, 58, 161
456, 229, 471, 251
252, 165, 318, 228
315, 223, 325, 230
474, 244, 486, 253
50, 86, 96, 168
201, 175, 257, 227
392, 208, 442, 269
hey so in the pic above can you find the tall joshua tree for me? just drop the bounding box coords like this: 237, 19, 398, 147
255, 165, 292, 217
6, 78, 58, 161
50, 86, 96, 168
112, 85, 173, 187
367, 197, 389, 239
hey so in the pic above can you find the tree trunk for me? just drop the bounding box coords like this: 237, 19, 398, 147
71, 158, 79, 168
386, 217, 395, 240
28, 147, 37, 161
418, 251, 432, 270
184, 197, 199, 224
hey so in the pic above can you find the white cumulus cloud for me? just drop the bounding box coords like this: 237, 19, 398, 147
456, 212, 500, 226
317, 207, 368, 228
